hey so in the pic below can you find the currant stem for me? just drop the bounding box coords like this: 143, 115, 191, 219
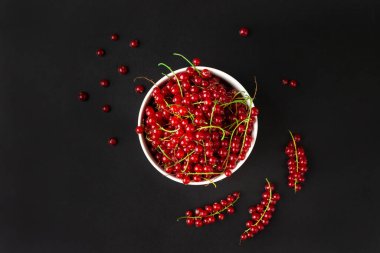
197, 125, 226, 140
157, 145, 173, 161
288, 130, 299, 193
133, 76, 155, 85
172, 53, 201, 75
158, 63, 183, 97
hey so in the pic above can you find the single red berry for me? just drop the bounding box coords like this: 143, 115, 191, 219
294, 134, 301, 142
186, 218, 194, 226
194, 220, 203, 228
129, 39, 139, 48
192, 58, 201, 66
182, 176, 190, 185
135, 84, 145, 94
251, 107, 259, 116
96, 48, 105, 57
78, 91, 89, 101
102, 104, 111, 113
111, 33, 119, 41
118, 65, 128, 75
100, 79, 110, 87
135, 126, 144, 134
282, 79, 289, 85
289, 80, 298, 88
218, 213, 225, 220
108, 137, 118, 146
224, 169, 232, 177
239, 27, 249, 37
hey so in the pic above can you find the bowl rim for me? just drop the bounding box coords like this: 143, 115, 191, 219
137, 66, 258, 185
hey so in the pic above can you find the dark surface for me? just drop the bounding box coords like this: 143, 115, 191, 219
0, 0, 379, 252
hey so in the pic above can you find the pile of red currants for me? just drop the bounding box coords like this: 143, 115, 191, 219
136, 54, 258, 184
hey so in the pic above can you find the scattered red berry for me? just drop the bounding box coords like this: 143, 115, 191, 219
192, 58, 201, 66
239, 27, 249, 37
78, 91, 89, 101
102, 104, 111, 113
142, 54, 258, 184
281, 79, 289, 85
178, 192, 240, 227
135, 84, 145, 94
96, 48, 105, 57
240, 179, 280, 243
285, 131, 309, 192
118, 65, 128, 75
129, 39, 139, 48
135, 126, 144, 134
100, 79, 110, 87
108, 137, 118, 146
289, 80, 298, 88
282, 79, 298, 88
111, 33, 119, 41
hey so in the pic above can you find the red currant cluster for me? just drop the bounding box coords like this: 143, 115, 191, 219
285, 131, 308, 192
178, 192, 240, 227
282, 79, 298, 88
136, 53, 258, 184
240, 179, 280, 242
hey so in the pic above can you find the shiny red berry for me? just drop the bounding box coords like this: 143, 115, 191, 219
192, 58, 201, 66
118, 65, 128, 75
129, 39, 139, 48
111, 33, 119, 41
78, 91, 89, 101
282, 79, 289, 85
100, 79, 110, 87
289, 80, 298, 88
96, 48, 105, 57
135, 84, 145, 94
108, 137, 118, 146
135, 126, 144, 134
102, 104, 111, 113
239, 27, 249, 37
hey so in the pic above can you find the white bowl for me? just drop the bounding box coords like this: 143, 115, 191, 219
138, 67, 258, 185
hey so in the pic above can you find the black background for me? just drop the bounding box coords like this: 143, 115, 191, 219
1, 0, 379, 252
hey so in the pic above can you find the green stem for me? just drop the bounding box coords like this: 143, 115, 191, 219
209, 101, 218, 130
172, 53, 201, 75
158, 63, 183, 97
157, 145, 173, 161
197, 126, 226, 140
288, 130, 299, 193
238, 97, 253, 156
222, 119, 249, 169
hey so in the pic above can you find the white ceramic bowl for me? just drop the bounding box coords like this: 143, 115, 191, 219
138, 67, 258, 185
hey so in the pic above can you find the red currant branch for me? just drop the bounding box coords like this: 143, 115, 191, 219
177, 192, 240, 221
288, 130, 299, 193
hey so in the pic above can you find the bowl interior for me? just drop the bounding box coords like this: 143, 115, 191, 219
138, 67, 258, 185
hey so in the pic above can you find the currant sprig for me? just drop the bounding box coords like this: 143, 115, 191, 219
177, 192, 240, 227
285, 131, 309, 192
239, 178, 280, 243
